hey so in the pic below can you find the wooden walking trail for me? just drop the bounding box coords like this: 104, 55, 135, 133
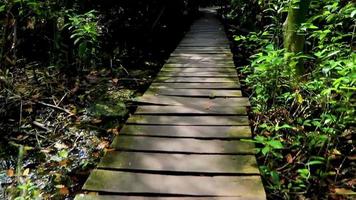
75, 10, 266, 200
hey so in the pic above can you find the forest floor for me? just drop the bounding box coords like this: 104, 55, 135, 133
0, 20, 191, 200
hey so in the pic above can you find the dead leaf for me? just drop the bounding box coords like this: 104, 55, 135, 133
347, 155, 356, 160
334, 188, 356, 195
23, 168, 30, 176
7, 169, 14, 177
112, 78, 119, 84
332, 149, 342, 156
97, 141, 109, 149
286, 154, 293, 164
347, 179, 356, 187
92, 152, 100, 158
55, 143, 68, 150
24, 106, 33, 113
59, 186, 69, 195
107, 128, 119, 135
91, 119, 102, 124
59, 159, 68, 166
40, 149, 51, 153
104, 148, 115, 153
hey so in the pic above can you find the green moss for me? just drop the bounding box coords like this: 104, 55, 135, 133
86, 89, 134, 117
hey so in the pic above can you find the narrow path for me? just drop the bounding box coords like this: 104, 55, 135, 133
76, 10, 266, 200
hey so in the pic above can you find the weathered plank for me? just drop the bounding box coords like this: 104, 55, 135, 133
120, 125, 251, 138
134, 105, 247, 115
177, 44, 230, 47
82, 170, 266, 198
170, 53, 232, 57
149, 82, 240, 89
111, 136, 254, 154
167, 57, 233, 63
99, 152, 259, 174
160, 68, 236, 73
157, 71, 238, 77
154, 77, 237, 83
162, 63, 235, 68
175, 47, 230, 51
133, 96, 250, 106
126, 115, 249, 126
75, 194, 250, 200
145, 89, 242, 97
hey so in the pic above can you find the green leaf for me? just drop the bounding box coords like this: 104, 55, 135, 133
261, 146, 270, 155
58, 149, 68, 158
351, 10, 356, 18
268, 140, 283, 149
0, 5, 5, 13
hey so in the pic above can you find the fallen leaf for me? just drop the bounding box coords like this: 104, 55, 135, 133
98, 141, 109, 149
91, 119, 102, 124
59, 159, 68, 166
334, 188, 356, 195
7, 169, 14, 177
112, 78, 119, 84
104, 148, 115, 153
92, 152, 100, 158
23, 168, 30, 176
55, 143, 68, 150
40, 149, 51, 153
286, 154, 293, 164
332, 149, 342, 156
347, 155, 356, 160
347, 179, 356, 187
58, 186, 69, 195
107, 128, 119, 135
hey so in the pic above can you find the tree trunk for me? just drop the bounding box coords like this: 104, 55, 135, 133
283, 0, 311, 74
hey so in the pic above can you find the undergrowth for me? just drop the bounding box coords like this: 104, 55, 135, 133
222, 0, 355, 199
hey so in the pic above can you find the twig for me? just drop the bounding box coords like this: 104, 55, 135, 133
34, 130, 42, 148
19, 100, 22, 126
44, 93, 68, 122
32, 121, 50, 132
38, 101, 73, 115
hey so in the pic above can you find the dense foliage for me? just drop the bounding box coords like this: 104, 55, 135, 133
222, 0, 355, 199
0, 0, 196, 199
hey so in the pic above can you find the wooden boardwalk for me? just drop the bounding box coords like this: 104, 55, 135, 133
76, 11, 266, 200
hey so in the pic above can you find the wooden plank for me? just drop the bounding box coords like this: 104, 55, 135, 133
153, 77, 237, 83
167, 57, 234, 64
133, 96, 250, 106
179, 41, 229, 47
145, 89, 242, 97
112, 136, 254, 154
160, 68, 236, 73
162, 63, 235, 68
134, 105, 247, 115
180, 40, 228, 43
82, 170, 266, 198
149, 82, 240, 89
120, 125, 252, 138
98, 152, 259, 174
173, 50, 230, 54
166, 61, 234, 66
170, 53, 232, 57
126, 115, 249, 126
157, 72, 237, 77
75, 194, 249, 200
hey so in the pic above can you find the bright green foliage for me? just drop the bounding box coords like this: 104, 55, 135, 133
226, 0, 356, 198
66, 10, 101, 65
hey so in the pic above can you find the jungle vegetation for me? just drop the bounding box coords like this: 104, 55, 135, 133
0, 0, 355, 199
221, 0, 355, 199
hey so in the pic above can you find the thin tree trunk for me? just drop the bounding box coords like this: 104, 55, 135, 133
283, 0, 311, 74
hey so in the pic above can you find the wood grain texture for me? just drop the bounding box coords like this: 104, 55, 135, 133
120, 125, 251, 138
82, 170, 266, 198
